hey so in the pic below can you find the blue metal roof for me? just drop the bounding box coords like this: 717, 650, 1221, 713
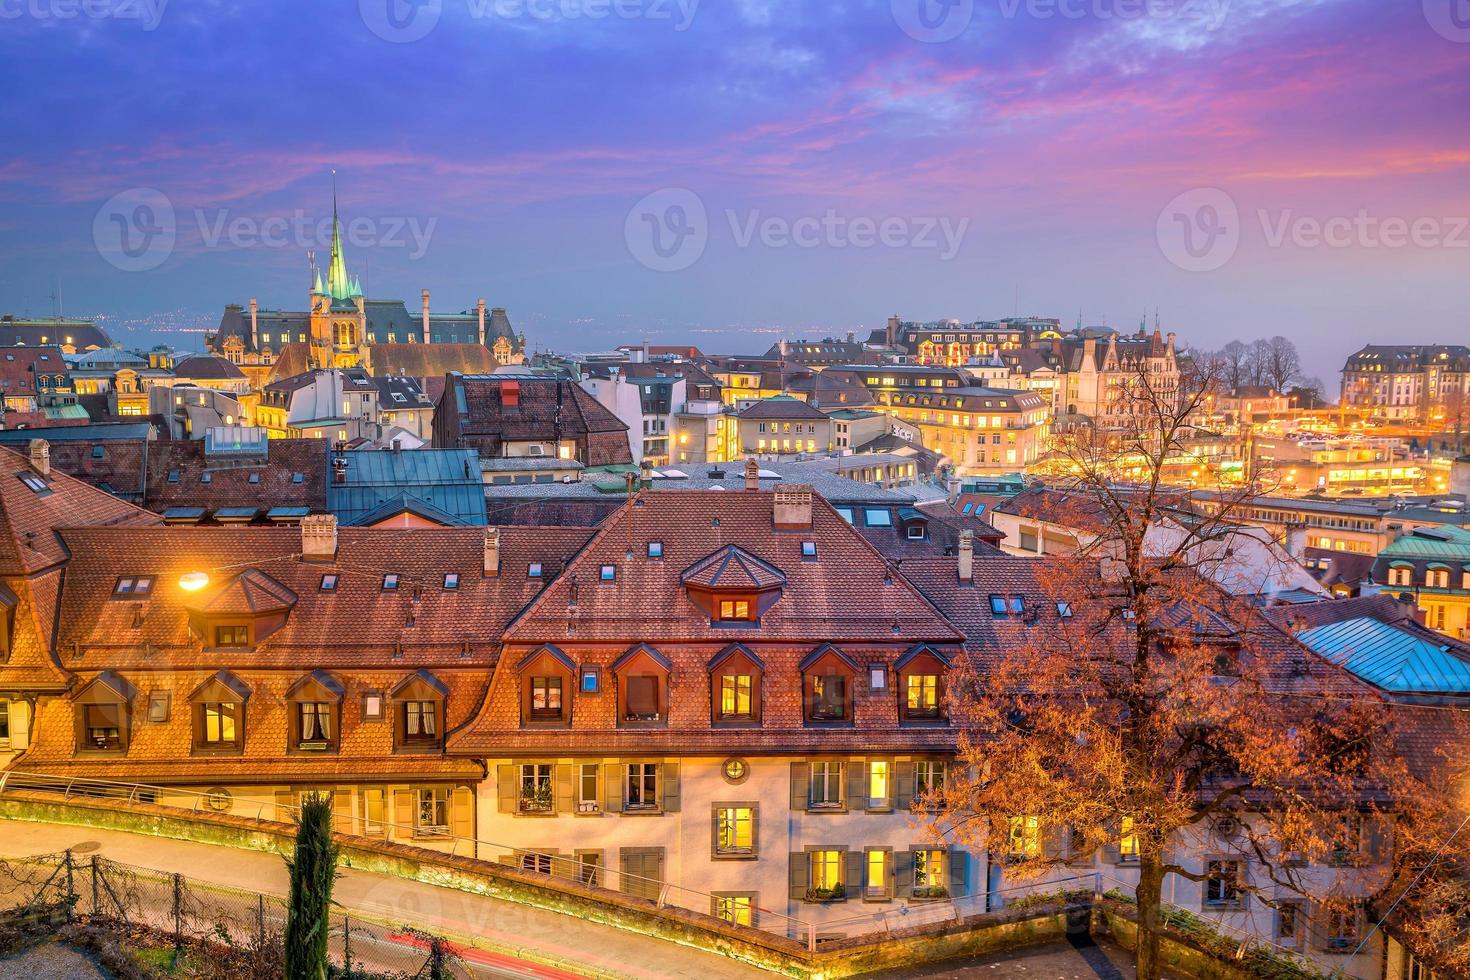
326, 448, 487, 527
1297, 616, 1470, 694
0, 422, 153, 444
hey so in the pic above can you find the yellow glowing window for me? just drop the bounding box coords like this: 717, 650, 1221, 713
866, 849, 889, 898
810, 850, 842, 890
1009, 816, 1042, 858
914, 848, 945, 890
868, 761, 890, 807
716, 807, 754, 854
202, 702, 237, 744
718, 599, 753, 621
906, 675, 939, 717
720, 675, 753, 717
715, 895, 752, 926
1120, 816, 1140, 861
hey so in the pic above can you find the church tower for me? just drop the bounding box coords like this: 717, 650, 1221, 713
308, 174, 368, 370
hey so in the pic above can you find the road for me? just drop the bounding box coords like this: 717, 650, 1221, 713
0, 820, 773, 980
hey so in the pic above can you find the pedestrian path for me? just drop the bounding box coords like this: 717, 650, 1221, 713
0, 820, 772, 980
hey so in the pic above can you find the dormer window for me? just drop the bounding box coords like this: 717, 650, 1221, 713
897, 646, 951, 723
73, 671, 134, 756
392, 670, 449, 751
287, 670, 343, 753
518, 645, 575, 726
710, 644, 764, 725
682, 544, 786, 627
614, 644, 671, 727
802, 645, 857, 724
214, 625, 250, 648
190, 670, 249, 755
717, 597, 755, 622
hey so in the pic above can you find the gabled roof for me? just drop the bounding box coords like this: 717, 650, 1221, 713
188, 668, 252, 702
1296, 616, 1470, 695
681, 544, 787, 591
182, 568, 297, 615
737, 395, 829, 421
0, 446, 162, 576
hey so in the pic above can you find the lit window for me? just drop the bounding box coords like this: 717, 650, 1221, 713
914, 848, 946, 895
718, 598, 754, 621
201, 702, 239, 746
1008, 816, 1041, 858
720, 674, 753, 719
1120, 816, 1140, 863
905, 674, 941, 719
443, 573, 459, 589
416, 787, 450, 836
519, 763, 554, 813
382, 574, 399, 591
868, 761, 890, 808
714, 895, 753, 927
214, 625, 249, 648
714, 806, 754, 855
809, 849, 844, 896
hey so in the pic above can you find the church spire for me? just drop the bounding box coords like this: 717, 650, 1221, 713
325, 170, 357, 301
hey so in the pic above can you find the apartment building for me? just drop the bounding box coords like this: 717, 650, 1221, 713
447, 486, 973, 928
1373, 525, 1470, 639
434, 373, 633, 468
1340, 345, 1470, 421
736, 396, 833, 456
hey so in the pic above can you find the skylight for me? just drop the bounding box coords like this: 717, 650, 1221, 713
18, 472, 50, 495
528, 563, 544, 578
600, 564, 617, 581
383, 574, 400, 591
989, 594, 1007, 617
443, 573, 460, 589
647, 541, 663, 558
113, 577, 153, 597
320, 574, 338, 592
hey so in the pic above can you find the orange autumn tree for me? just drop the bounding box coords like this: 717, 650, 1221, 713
934, 358, 1445, 979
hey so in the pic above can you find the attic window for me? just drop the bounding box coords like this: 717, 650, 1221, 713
801, 541, 817, 559
906, 523, 926, 540
18, 472, 50, 495
863, 508, 892, 527
989, 594, 1007, 617
528, 563, 543, 578
248, 473, 261, 485
443, 573, 459, 589
647, 541, 663, 558
166, 470, 180, 483
200, 472, 212, 484
383, 574, 400, 591
1057, 601, 1073, 619
600, 564, 617, 582
113, 577, 153, 598
320, 574, 338, 592
291, 472, 304, 485
1009, 595, 1026, 615
835, 507, 855, 524
91, 446, 105, 459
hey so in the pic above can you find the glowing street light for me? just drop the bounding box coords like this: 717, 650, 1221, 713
179, 571, 210, 592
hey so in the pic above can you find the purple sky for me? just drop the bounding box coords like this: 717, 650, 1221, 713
1, 0, 1467, 380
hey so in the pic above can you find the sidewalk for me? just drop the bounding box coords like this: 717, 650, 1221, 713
0, 820, 772, 980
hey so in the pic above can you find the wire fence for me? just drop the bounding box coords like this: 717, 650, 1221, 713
0, 850, 473, 979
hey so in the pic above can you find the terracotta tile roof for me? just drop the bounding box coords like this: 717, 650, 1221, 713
144, 439, 328, 512
737, 396, 829, 421
0, 567, 71, 693
0, 346, 68, 398
0, 435, 148, 500
503, 491, 963, 646
439, 375, 633, 468
52, 524, 595, 670
0, 446, 161, 576
173, 355, 246, 382
680, 544, 786, 590
19, 666, 485, 784
372, 343, 499, 380
183, 568, 298, 615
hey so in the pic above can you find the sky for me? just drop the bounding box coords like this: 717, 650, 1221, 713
0, 0, 1467, 381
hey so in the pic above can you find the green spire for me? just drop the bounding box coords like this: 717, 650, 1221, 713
325, 171, 359, 301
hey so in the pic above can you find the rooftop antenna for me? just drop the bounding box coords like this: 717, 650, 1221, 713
50, 277, 63, 319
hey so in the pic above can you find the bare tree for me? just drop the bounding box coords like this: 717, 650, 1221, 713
1217, 340, 1250, 392
1260, 336, 1302, 393
937, 358, 1463, 980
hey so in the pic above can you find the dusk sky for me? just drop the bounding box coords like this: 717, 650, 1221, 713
2, 0, 1468, 380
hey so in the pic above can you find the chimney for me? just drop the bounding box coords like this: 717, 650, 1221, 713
27, 438, 49, 476
249, 298, 259, 350
483, 526, 501, 577
773, 484, 813, 529
421, 289, 431, 344
946, 475, 961, 504
886, 314, 901, 347
300, 514, 338, 561
477, 298, 487, 347
958, 529, 974, 583
744, 457, 760, 491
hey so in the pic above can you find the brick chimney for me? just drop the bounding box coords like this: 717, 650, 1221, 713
477, 298, 487, 347
483, 527, 501, 577
773, 484, 813, 529
421, 289, 431, 344
744, 457, 760, 491
249, 298, 259, 350
957, 529, 974, 583
27, 439, 49, 476
301, 514, 338, 561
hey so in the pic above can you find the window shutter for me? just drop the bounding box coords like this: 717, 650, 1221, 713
451, 786, 474, 841
790, 762, 809, 810
604, 762, 623, 813
1101, 820, 1121, 864
895, 762, 915, 809
10, 703, 28, 749
273, 790, 294, 824
1042, 822, 1067, 861
789, 853, 808, 901
1364, 815, 1391, 863
393, 789, 413, 837
330, 790, 351, 835
497, 765, 517, 813
1308, 904, 1329, 952
710, 808, 722, 860
949, 848, 968, 897
895, 850, 915, 898
662, 763, 681, 812
845, 850, 863, 901
554, 764, 573, 814
846, 761, 866, 809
